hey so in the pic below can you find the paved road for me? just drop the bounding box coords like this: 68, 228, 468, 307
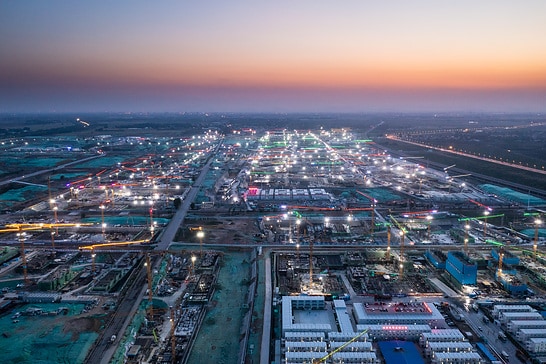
85, 259, 149, 364
260, 252, 272, 364
0, 154, 104, 187
156, 140, 222, 251
382, 137, 546, 198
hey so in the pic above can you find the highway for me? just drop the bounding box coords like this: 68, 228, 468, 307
155, 139, 222, 251
383, 136, 546, 199
386, 134, 546, 176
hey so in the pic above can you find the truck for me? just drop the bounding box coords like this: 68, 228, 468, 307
498, 331, 507, 342
454, 313, 464, 322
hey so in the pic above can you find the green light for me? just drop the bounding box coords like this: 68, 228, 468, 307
485, 239, 504, 246
458, 213, 504, 221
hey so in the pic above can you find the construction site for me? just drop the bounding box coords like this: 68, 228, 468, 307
0, 121, 545, 363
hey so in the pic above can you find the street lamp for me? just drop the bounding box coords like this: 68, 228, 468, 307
191, 255, 196, 276
426, 215, 433, 240
91, 250, 96, 275
534, 219, 542, 260
100, 204, 106, 238
347, 214, 353, 234
464, 224, 470, 254
197, 230, 205, 258
483, 210, 490, 239
53, 205, 58, 223
50, 229, 56, 251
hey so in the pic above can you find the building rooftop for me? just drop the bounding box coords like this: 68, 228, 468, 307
354, 301, 444, 324
378, 341, 425, 364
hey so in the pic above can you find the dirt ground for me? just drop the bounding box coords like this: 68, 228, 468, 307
185, 217, 259, 245
63, 316, 105, 340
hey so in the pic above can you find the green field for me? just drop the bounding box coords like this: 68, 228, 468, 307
0, 303, 102, 364
187, 251, 252, 364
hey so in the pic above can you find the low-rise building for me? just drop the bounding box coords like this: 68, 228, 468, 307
499, 311, 543, 324
353, 301, 444, 326
492, 304, 534, 318
431, 351, 482, 364
516, 328, 546, 342
527, 337, 546, 354
420, 329, 466, 346
357, 324, 432, 341
507, 320, 546, 334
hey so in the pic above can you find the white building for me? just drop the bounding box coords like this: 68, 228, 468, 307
284, 350, 325, 363
420, 329, 466, 346
516, 328, 546, 342
284, 331, 325, 342
330, 341, 373, 352
353, 301, 444, 325
492, 304, 535, 318
331, 351, 380, 364
431, 351, 482, 364
499, 312, 543, 324
357, 324, 431, 341
282, 296, 378, 364
282, 296, 332, 335
284, 341, 327, 352
528, 337, 546, 354
425, 341, 474, 357
328, 332, 369, 342
334, 299, 354, 333
507, 320, 546, 334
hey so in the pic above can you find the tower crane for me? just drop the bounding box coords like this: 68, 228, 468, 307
388, 215, 407, 278
497, 246, 505, 277
1, 222, 93, 283
312, 327, 369, 363
146, 253, 154, 320
356, 190, 377, 235
386, 224, 391, 260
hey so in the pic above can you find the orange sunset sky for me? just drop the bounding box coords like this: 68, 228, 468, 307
1, 1, 545, 113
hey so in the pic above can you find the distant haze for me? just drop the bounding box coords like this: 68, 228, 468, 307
1, 1, 545, 113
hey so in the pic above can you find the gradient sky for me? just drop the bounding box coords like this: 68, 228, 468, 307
1, 1, 546, 113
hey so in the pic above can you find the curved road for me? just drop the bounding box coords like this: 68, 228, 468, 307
0, 154, 104, 187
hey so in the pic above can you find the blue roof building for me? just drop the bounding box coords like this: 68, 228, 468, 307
446, 251, 477, 285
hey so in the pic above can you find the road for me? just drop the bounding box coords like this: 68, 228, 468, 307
386, 135, 546, 176
156, 140, 222, 251
383, 136, 546, 198
260, 252, 272, 364
461, 306, 517, 363
0, 154, 104, 187
85, 258, 149, 364
87, 141, 223, 363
